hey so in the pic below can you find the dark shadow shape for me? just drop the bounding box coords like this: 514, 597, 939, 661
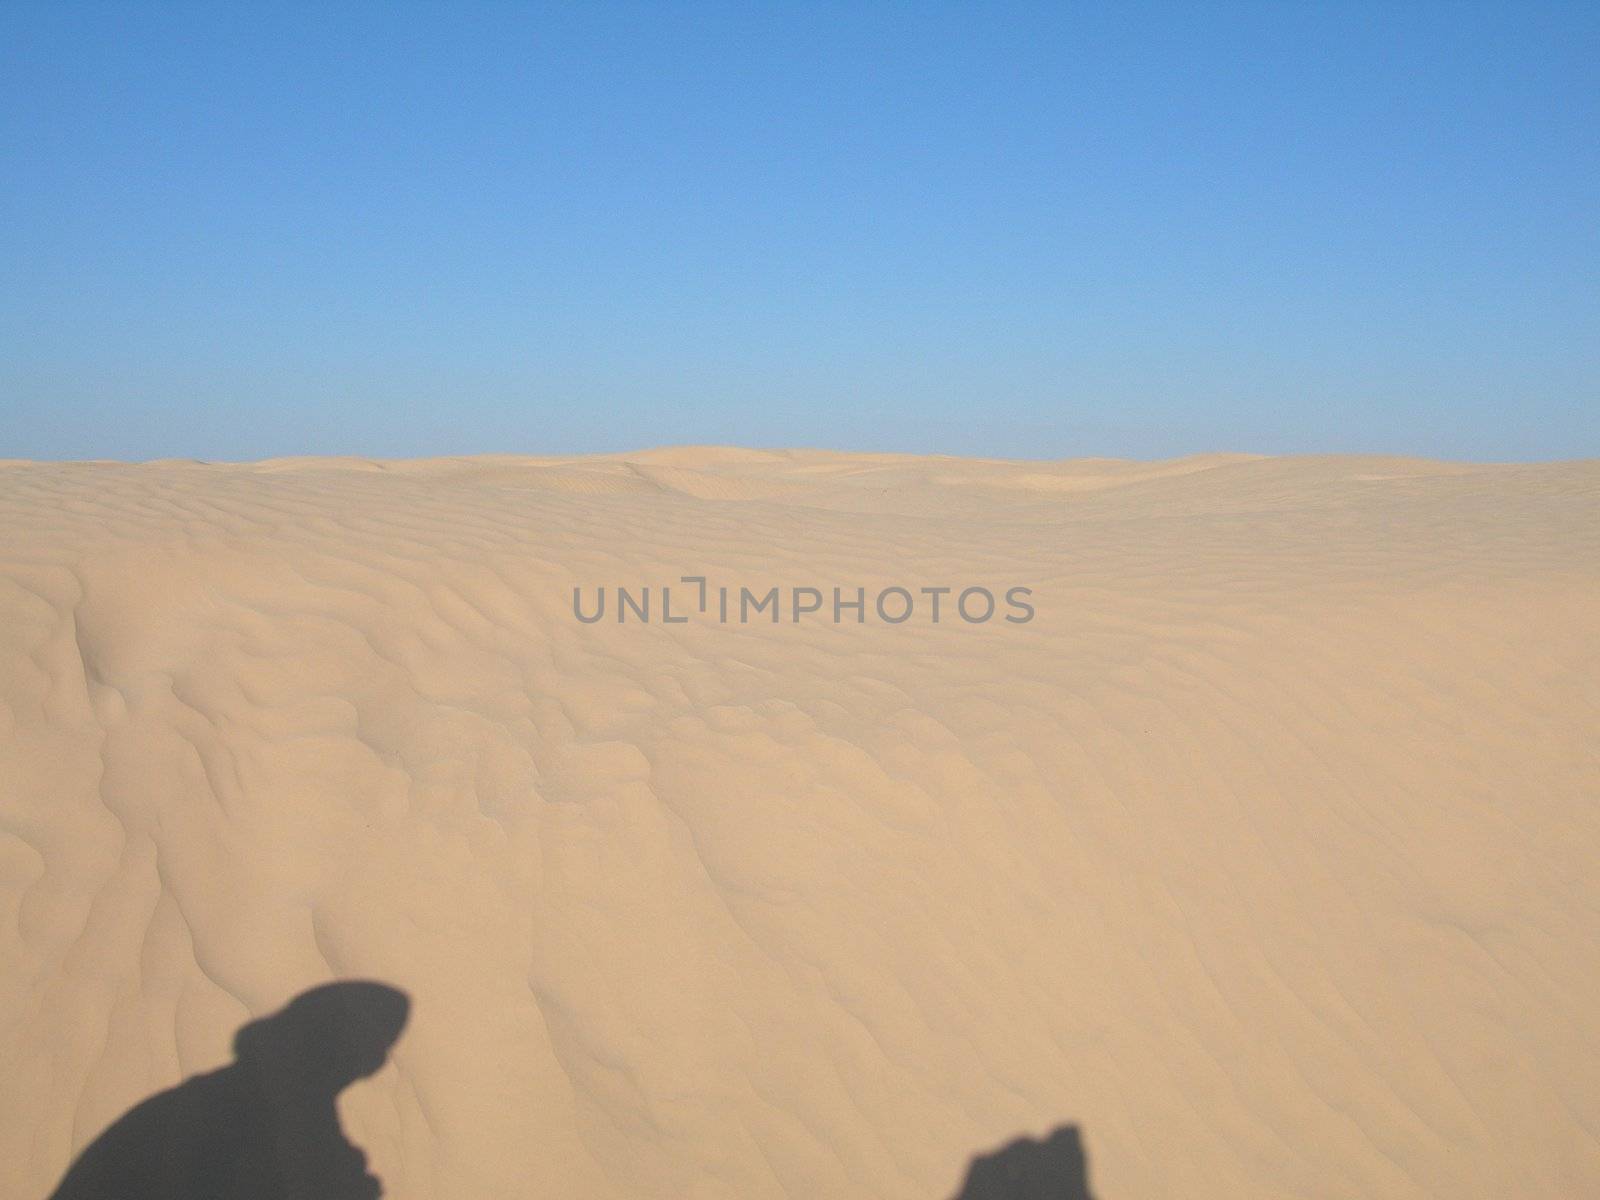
49, 980, 410, 1200
952, 1125, 1095, 1200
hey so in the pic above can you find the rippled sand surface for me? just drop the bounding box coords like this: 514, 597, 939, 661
4, 449, 1598, 1198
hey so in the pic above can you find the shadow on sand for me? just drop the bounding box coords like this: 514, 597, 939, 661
48, 980, 409, 1200
951, 1124, 1096, 1200
50, 980, 1089, 1200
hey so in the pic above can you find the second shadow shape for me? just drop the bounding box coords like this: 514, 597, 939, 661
952, 1124, 1096, 1200
49, 980, 409, 1200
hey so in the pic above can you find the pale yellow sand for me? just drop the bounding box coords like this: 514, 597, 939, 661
3, 449, 1598, 1198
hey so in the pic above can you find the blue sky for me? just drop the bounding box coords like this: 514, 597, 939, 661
3, 2, 1596, 461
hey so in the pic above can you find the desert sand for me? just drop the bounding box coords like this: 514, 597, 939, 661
2, 448, 1598, 1199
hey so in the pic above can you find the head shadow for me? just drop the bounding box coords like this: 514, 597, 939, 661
951, 1124, 1095, 1200
49, 980, 409, 1200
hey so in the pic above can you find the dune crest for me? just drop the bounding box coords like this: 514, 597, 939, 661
3, 451, 1598, 1199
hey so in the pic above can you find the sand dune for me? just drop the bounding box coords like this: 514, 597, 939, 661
2, 450, 1598, 1198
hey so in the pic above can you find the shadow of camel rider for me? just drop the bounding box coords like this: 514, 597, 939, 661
49, 980, 409, 1200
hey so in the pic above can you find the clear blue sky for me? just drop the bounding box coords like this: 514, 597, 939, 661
3, 2, 1596, 461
